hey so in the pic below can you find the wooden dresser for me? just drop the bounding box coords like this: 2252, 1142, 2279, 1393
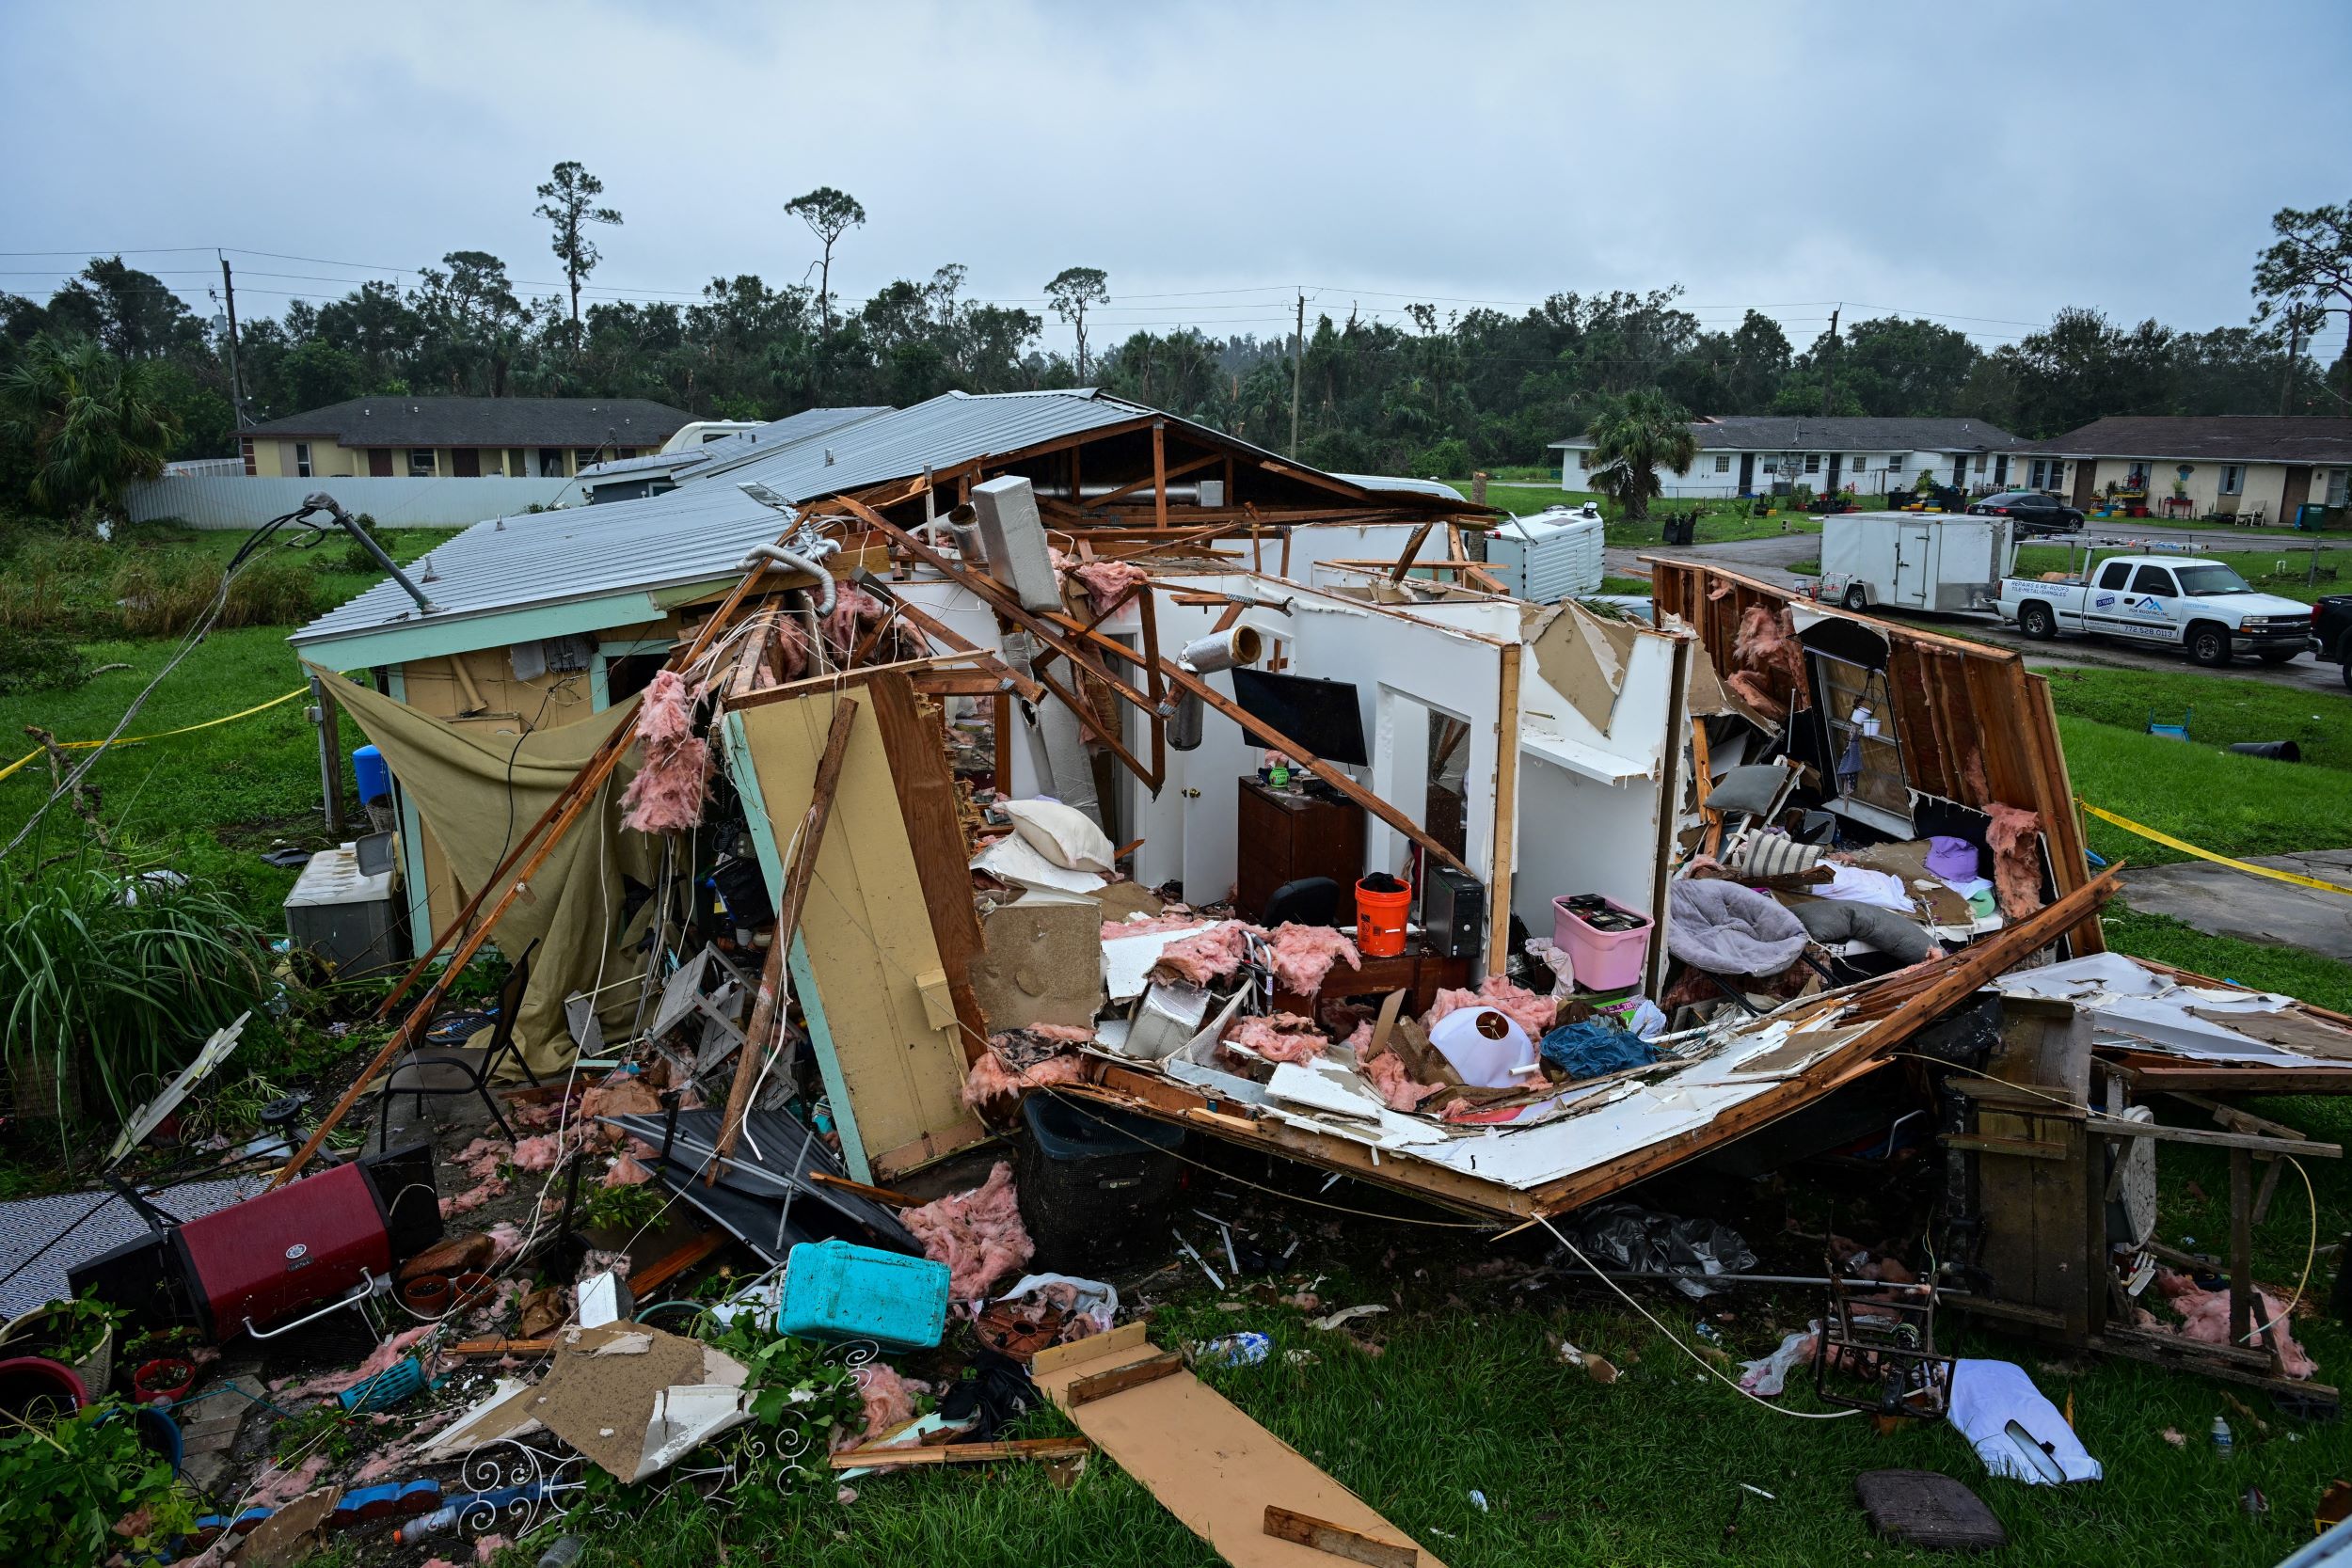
1234, 775, 1365, 921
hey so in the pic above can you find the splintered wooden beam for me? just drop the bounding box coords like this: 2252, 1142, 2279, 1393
1066, 1350, 1185, 1407
828, 1436, 1095, 1470
711, 696, 860, 1172
1387, 519, 1437, 583
887, 593, 1043, 702
1264, 1506, 1419, 1568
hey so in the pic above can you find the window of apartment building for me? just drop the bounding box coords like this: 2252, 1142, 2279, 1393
407, 449, 437, 478
575, 449, 600, 472
1973, 454, 1986, 472
1713, 454, 1730, 473
2328, 468, 2348, 506
2126, 461, 2153, 488
508, 448, 527, 477
2029, 460, 2047, 488
2219, 465, 2245, 496
539, 449, 565, 477
616, 448, 638, 460
294, 442, 313, 479
1887, 456, 1905, 474
1804, 454, 1821, 474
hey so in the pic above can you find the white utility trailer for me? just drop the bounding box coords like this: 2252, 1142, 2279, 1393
1486, 504, 1606, 602
1817, 512, 2015, 613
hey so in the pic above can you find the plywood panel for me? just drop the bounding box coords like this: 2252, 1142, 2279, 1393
734, 693, 987, 1177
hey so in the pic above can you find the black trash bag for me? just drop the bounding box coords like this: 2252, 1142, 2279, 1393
1562, 1200, 1757, 1297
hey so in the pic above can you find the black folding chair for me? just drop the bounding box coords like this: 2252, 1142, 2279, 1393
379, 940, 541, 1144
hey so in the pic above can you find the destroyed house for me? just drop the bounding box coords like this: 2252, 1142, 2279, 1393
292, 403, 2139, 1221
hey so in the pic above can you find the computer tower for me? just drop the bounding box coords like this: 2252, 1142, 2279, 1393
1422, 865, 1486, 959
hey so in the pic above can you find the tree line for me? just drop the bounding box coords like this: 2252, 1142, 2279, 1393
2, 166, 2346, 522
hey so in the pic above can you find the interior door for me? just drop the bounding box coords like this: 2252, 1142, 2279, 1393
1178, 671, 1261, 907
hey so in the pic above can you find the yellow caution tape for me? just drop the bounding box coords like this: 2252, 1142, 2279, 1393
0, 686, 311, 784
2078, 800, 2352, 898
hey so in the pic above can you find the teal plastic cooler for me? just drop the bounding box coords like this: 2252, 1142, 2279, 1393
777, 1239, 949, 1349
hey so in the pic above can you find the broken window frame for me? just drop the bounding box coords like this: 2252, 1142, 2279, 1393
1809, 646, 1914, 837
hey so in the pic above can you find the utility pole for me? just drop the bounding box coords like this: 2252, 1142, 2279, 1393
1820, 305, 1839, 419
218, 251, 247, 427
1289, 291, 1305, 458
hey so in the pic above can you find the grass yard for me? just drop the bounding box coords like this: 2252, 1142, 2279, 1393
0, 521, 458, 919
2011, 540, 2350, 605
1470, 481, 1827, 549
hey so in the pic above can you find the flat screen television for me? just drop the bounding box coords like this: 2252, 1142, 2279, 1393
1229, 670, 1369, 767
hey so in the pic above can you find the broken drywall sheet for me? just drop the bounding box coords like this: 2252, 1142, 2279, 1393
972, 893, 1107, 1029
1104, 921, 1226, 1003
1526, 599, 1642, 734
437, 1322, 750, 1482
1997, 952, 2352, 1068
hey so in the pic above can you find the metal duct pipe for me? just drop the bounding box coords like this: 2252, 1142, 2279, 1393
1168, 626, 1265, 752
1031, 482, 1208, 504
1177, 626, 1263, 674
739, 540, 839, 617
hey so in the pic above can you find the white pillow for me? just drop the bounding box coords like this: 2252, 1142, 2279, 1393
1001, 799, 1116, 874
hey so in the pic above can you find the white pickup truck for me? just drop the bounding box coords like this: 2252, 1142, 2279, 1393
1998, 552, 2311, 666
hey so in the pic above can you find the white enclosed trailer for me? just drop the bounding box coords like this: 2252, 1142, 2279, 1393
1818, 512, 2015, 613
1486, 505, 1606, 602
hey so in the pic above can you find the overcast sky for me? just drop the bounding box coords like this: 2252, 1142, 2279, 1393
5, 0, 2347, 357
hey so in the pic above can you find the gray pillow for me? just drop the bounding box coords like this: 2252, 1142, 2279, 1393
1790, 899, 1936, 963
1708, 764, 1790, 818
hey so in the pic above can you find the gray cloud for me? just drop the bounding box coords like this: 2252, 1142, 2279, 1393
3, 0, 2345, 353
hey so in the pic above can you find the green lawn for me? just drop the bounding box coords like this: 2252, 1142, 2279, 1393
1470, 482, 1827, 548
2038, 664, 2351, 771
2012, 541, 2350, 606
0, 523, 458, 918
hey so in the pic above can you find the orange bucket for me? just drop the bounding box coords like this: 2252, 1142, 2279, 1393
1355, 876, 1411, 958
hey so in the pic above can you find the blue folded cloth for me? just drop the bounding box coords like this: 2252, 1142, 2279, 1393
1539, 1020, 1660, 1081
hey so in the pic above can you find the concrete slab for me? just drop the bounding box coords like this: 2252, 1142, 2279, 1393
2119, 848, 2352, 960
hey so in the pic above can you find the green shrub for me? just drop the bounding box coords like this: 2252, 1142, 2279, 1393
0, 626, 91, 695
109, 552, 320, 636
336, 514, 385, 573
222, 556, 321, 626
0, 1401, 196, 1562
0, 850, 273, 1137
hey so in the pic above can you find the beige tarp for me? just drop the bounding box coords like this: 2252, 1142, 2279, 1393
314, 669, 658, 1076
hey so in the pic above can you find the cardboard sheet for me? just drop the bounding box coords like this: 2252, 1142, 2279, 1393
1033, 1323, 1447, 1568
443, 1317, 749, 1483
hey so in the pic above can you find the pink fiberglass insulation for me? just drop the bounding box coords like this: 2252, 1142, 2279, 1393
1267, 923, 1361, 995
1362, 1048, 1441, 1112
1069, 558, 1152, 615
439, 1175, 507, 1219
2152, 1269, 2317, 1378
452, 1136, 510, 1181
773, 613, 811, 683
618, 670, 711, 834
1101, 910, 1207, 940
1423, 974, 1555, 1041
473, 1535, 509, 1564
839, 1363, 933, 1449
485, 1222, 525, 1264
510, 1133, 564, 1172
904, 1161, 1035, 1303
272, 1326, 439, 1404
601, 1153, 657, 1187
1728, 604, 1809, 717
1152, 922, 1255, 985
1983, 802, 2045, 919
1222, 1012, 1329, 1064
961, 1050, 1089, 1112
823, 583, 889, 660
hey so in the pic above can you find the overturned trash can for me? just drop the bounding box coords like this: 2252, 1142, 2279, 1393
1015, 1094, 1185, 1273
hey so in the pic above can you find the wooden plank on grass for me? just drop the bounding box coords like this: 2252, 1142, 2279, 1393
1265, 1505, 1419, 1568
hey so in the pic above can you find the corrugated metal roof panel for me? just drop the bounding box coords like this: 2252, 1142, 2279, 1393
290, 391, 1151, 648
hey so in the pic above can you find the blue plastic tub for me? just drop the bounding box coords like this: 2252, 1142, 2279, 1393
777, 1239, 949, 1350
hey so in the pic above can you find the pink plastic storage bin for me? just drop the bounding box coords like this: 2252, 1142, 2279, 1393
1551, 895, 1653, 993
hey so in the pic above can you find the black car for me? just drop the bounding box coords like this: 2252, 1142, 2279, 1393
2315, 594, 2352, 691
1967, 490, 2084, 535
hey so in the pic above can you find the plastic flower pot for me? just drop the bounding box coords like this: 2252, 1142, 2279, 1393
132, 1355, 197, 1406
397, 1274, 453, 1315
448, 1271, 496, 1311
0, 1354, 88, 1424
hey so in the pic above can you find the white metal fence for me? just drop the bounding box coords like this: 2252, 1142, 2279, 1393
126, 473, 583, 530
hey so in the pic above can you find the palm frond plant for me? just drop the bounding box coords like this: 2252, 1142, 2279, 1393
1581, 389, 1700, 521
0, 849, 273, 1150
